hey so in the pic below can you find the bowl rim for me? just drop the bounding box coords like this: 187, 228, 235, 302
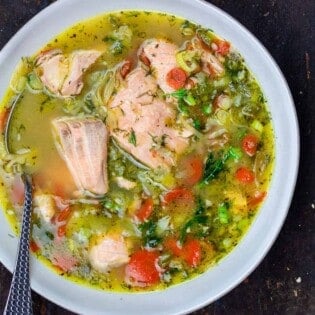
0, 0, 299, 314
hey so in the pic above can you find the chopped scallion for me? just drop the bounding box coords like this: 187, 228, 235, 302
251, 119, 264, 133
218, 202, 229, 224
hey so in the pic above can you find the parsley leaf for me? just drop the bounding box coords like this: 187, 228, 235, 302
202, 149, 233, 184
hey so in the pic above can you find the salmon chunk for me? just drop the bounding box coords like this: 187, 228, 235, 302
36, 49, 101, 97
36, 49, 68, 95
109, 97, 189, 170
33, 194, 56, 223
52, 117, 108, 196
109, 67, 157, 108
89, 234, 129, 273
108, 66, 190, 169
140, 39, 178, 93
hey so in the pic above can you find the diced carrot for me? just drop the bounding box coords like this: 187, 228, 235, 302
214, 39, 230, 56
164, 238, 182, 257
136, 198, 154, 222
178, 156, 203, 186
0, 108, 9, 133
139, 49, 151, 67
183, 239, 201, 268
162, 187, 194, 205
242, 134, 259, 157
120, 59, 133, 79
235, 167, 255, 184
125, 250, 160, 287
166, 67, 187, 90
164, 238, 201, 268
248, 191, 266, 206
30, 240, 40, 253
57, 224, 67, 238
56, 206, 72, 223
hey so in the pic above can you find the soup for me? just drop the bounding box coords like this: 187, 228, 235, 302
0, 11, 274, 292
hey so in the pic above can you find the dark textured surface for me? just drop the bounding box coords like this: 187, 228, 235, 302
0, 1, 314, 314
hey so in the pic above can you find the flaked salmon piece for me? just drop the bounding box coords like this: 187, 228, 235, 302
108, 97, 189, 170
109, 67, 157, 108
52, 117, 108, 196
89, 234, 129, 273
61, 50, 101, 96
36, 49, 101, 97
33, 194, 56, 223
140, 39, 178, 94
36, 49, 68, 94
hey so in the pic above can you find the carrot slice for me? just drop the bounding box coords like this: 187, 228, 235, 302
166, 67, 187, 90
163, 187, 194, 205
30, 240, 40, 253
214, 39, 230, 56
136, 198, 154, 222
235, 167, 255, 183
57, 224, 67, 238
248, 191, 266, 206
125, 250, 160, 287
183, 239, 202, 268
178, 156, 203, 186
56, 206, 72, 223
139, 49, 151, 66
0, 108, 9, 133
242, 134, 259, 157
120, 59, 133, 79
165, 238, 201, 268
164, 238, 182, 257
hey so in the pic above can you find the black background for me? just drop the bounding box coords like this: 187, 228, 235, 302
0, 1, 314, 314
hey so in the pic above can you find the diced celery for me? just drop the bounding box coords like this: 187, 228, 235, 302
175, 51, 199, 73
218, 202, 230, 224
183, 93, 196, 106
202, 103, 212, 115
228, 147, 243, 161
251, 119, 264, 133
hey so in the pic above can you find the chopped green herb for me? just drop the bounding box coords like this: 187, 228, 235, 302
193, 118, 202, 131
178, 100, 189, 116
170, 88, 187, 99
110, 40, 124, 55
129, 129, 137, 146
180, 198, 208, 243
45, 231, 54, 240
139, 220, 161, 248
202, 150, 230, 184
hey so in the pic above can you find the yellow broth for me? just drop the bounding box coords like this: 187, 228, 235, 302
0, 11, 274, 292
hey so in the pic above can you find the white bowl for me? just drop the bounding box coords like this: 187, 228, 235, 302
0, 0, 299, 314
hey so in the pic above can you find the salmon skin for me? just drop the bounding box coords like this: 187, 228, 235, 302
52, 117, 108, 197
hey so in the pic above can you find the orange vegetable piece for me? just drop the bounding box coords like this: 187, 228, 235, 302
235, 167, 255, 183
125, 250, 160, 286
242, 134, 259, 157
166, 67, 187, 90
136, 198, 154, 222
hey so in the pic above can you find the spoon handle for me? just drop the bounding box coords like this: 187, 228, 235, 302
4, 175, 33, 315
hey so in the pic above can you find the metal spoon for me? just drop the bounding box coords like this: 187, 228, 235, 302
3, 94, 33, 315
